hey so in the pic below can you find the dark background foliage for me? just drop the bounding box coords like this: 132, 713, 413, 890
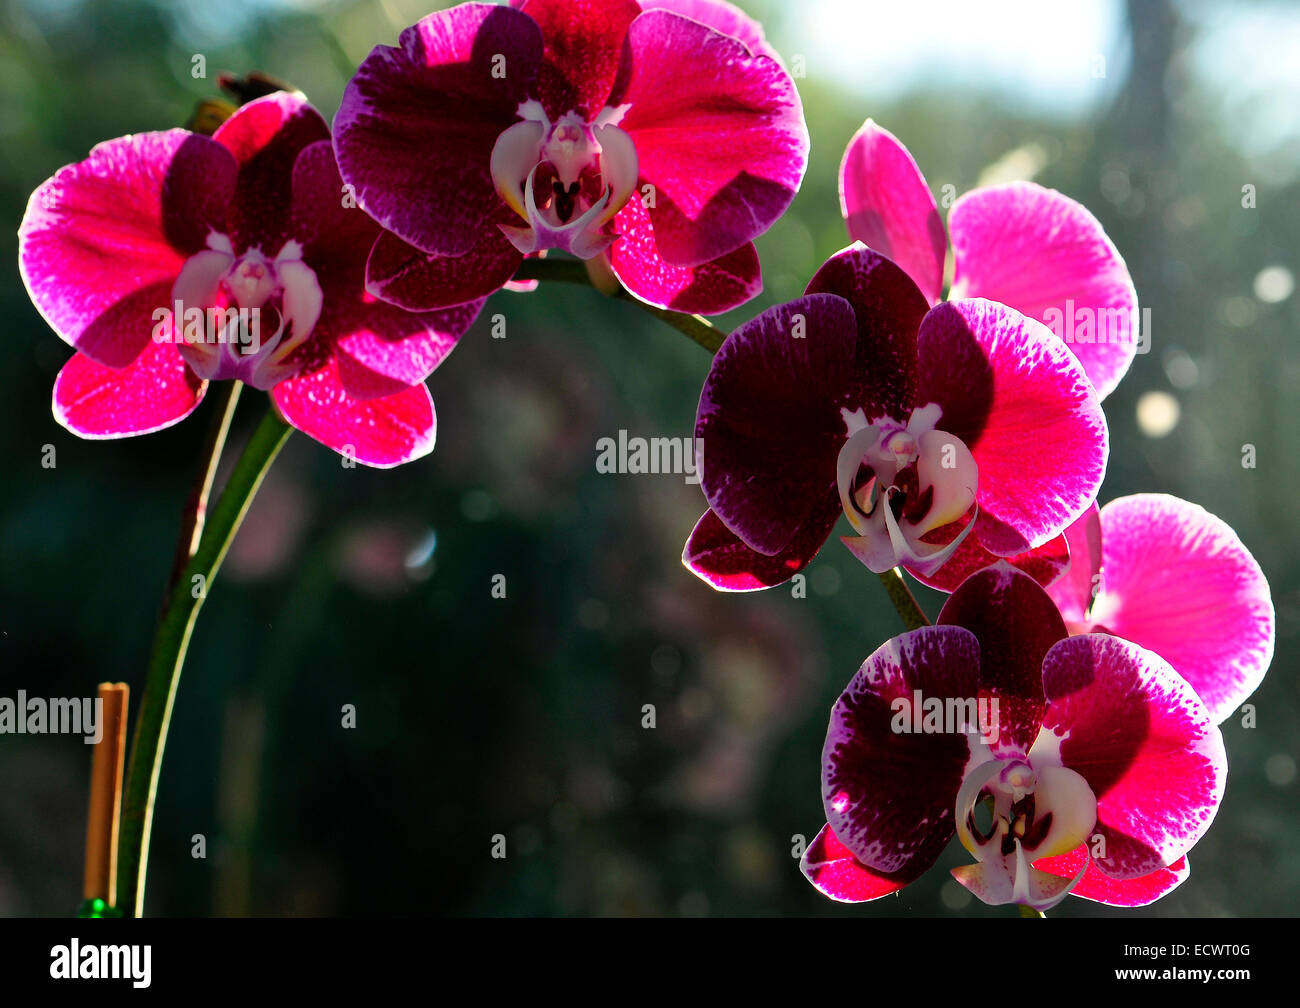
0, 0, 1295, 916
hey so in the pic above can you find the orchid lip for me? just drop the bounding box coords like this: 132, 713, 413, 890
837, 403, 979, 575
169, 237, 322, 391
952, 749, 1097, 911
489, 107, 638, 261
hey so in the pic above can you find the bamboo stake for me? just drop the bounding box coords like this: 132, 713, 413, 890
82, 682, 129, 910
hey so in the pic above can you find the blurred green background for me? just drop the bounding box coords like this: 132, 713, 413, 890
0, 0, 1296, 916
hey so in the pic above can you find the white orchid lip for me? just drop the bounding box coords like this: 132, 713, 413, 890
169, 234, 322, 390
489, 103, 638, 259
952, 751, 1097, 911
837, 403, 979, 575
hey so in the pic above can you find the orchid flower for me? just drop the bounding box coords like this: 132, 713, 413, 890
19, 92, 479, 467
334, 0, 808, 315
684, 244, 1107, 590
841, 119, 1139, 400
1044, 494, 1274, 725
801, 564, 1226, 910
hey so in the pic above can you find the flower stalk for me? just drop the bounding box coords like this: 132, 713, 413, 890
117, 404, 292, 916
512, 257, 725, 353
876, 567, 930, 630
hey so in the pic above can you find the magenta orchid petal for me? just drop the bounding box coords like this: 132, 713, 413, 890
619, 9, 808, 267
520, 0, 640, 120
1087, 494, 1274, 724
839, 120, 946, 306
1045, 500, 1103, 627
938, 564, 1067, 756
911, 529, 1070, 594
607, 194, 761, 313
824, 625, 981, 876
804, 243, 930, 421
949, 182, 1139, 399
334, 3, 543, 257
696, 294, 861, 555
638, 0, 780, 61
53, 341, 206, 438
1034, 844, 1189, 907
213, 91, 330, 256
271, 357, 436, 468
1036, 634, 1226, 880
917, 298, 1108, 556
682, 500, 840, 591
800, 823, 911, 903
331, 295, 485, 400
19, 130, 234, 368
366, 225, 524, 312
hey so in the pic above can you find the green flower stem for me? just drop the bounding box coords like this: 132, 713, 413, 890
163, 381, 242, 594
876, 567, 931, 630
511, 256, 725, 353
117, 404, 292, 917
1019, 905, 1046, 919
518, 258, 931, 630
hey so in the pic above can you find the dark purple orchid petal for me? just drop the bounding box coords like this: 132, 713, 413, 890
159, 134, 239, 256
289, 144, 486, 400
1081, 494, 1274, 725
607, 193, 761, 313
620, 9, 807, 267
840, 120, 946, 306
366, 223, 524, 312
696, 293, 860, 555
1037, 634, 1226, 880
911, 529, 1070, 594
213, 91, 330, 256
639, 0, 781, 60
1034, 844, 1189, 907
1044, 500, 1102, 627
271, 355, 435, 468
824, 625, 980, 876
334, 3, 542, 257
938, 563, 1067, 756
521, 0, 639, 120
682, 499, 840, 591
917, 298, 1108, 556
800, 823, 913, 903
288, 140, 381, 272
53, 340, 206, 438
950, 182, 1139, 400
19, 130, 233, 368
804, 243, 929, 423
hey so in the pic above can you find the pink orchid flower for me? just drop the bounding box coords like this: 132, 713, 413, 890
802, 564, 1226, 910
1044, 494, 1274, 725
333, 0, 808, 315
683, 244, 1107, 591
19, 92, 480, 467
842, 119, 1139, 400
